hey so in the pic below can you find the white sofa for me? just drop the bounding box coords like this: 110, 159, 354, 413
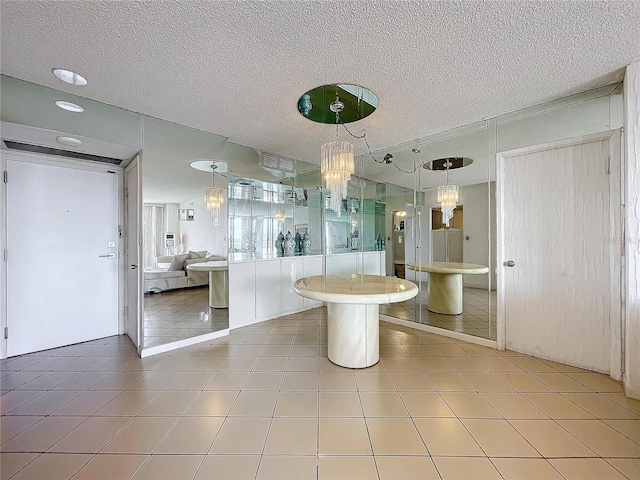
144, 251, 226, 293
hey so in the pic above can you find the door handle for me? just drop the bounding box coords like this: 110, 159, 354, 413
99, 253, 116, 259
504, 260, 516, 267
130, 265, 138, 270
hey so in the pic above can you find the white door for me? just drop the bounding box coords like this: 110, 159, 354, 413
125, 157, 141, 352
6, 158, 120, 356
498, 134, 619, 374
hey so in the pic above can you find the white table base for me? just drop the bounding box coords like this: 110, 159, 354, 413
428, 272, 463, 314
327, 303, 379, 368
208, 270, 229, 308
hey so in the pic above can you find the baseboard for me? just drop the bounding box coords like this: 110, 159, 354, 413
623, 378, 640, 400
140, 328, 229, 357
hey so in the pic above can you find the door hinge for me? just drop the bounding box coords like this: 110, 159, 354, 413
3, 249, 6, 262
605, 156, 610, 175
124, 306, 129, 318
118, 225, 123, 238
3, 171, 7, 183
4, 327, 7, 339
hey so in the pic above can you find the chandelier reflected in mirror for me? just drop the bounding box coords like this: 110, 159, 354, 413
424, 157, 473, 227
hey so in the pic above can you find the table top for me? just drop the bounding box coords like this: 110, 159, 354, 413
406, 262, 489, 274
293, 274, 419, 305
186, 261, 228, 271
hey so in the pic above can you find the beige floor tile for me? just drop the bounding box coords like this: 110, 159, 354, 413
195, 455, 260, 479
90, 370, 145, 390
52, 371, 114, 390
244, 371, 284, 390
480, 393, 548, 419
376, 456, 440, 479
153, 355, 199, 370
605, 458, 640, 480
204, 371, 249, 390
318, 417, 372, 455
557, 419, 640, 457
523, 393, 594, 419
491, 458, 564, 479
399, 391, 455, 417
318, 456, 378, 480
549, 458, 627, 479
0, 416, 42, 444
531, 372, 594, 392
218, 356, 257, 371
94, 390, 160, 416
253, 356, 289, 371
367, 417, 428, 455
319, 391, 364, 417
462, 419, 541, 457
7, 391, 80, 415
256, 455, 316, 480
274, 391, 318, 417
603, 419, 640, 444
360, 391, 409, 417
564, 393, 639, 419
433, 457, 502, 480
414, 357, 455, 372
431, 343, 470, 356
165, 370, 215, 390
9, 453, 92, 480
229, 390, 278, 416
281, 371, 319, 391
440, 392, 501, 418
209, 417, 271, 454
319, 372, 356, 391
48, 416, 130, 453
458, 343, 501, 357
73, 454, 148, 480
402, 344, 440, 356
51, 390, 121, 416
445, 356, 489, 372
495, 373, 554, 392
424, 372, 472, 390
506, 356, 560, 372
459, 372, 514, 391
414, 417, 483, 456
155, 417, 223, 453
602, 392, 640, 415
0, 453, 39, 480
102, 417, 176, 453
354, 372, 395, 391
388, 372, 434, 391
287, 356, 321, 371
264, 418, 318, 454
184, 390, 238, 416
381, 356, 420, 371
1, 416, 85, 452
0, 390, 43, 415
15, 371, 78, 390
566, 372, 625, 393
138, 389, 199, 416
133, 454, 203, 479
475, 356, 522, 372
186, 357, 225, 370
233, 344, 266, 356
509, 420, 596, 457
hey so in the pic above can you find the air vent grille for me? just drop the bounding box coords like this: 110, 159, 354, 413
259, 151, 295, 175
3, 141, 123, 165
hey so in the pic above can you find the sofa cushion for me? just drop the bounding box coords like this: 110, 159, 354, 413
168, 253, 189, 271
144, 269, 186, 280
189, 250, 208, 259
184, 258, 206, 267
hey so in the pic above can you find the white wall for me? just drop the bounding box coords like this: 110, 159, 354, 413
624, 62, 640, 399
179, 196, 228, 256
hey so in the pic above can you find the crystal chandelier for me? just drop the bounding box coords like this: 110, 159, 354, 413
274, 208, 286, 223
204, 164, 225, 212
321, 97, 354, 217
437, 159, 458, 227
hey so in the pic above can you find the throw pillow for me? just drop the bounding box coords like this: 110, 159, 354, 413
168, 254, 189, 271
188, 250, 208, 259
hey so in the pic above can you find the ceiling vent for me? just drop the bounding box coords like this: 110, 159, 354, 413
259, 151, 296, 177
348, 175, 367, 189
2, 140, 123, 165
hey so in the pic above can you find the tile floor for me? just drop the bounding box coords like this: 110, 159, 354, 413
1, 307, 639, 479
381, 287, 497, 340
144, 286, 229, 348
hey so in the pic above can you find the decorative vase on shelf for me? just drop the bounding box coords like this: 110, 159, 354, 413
302, 231, 312, 254
294, 231, 302, 254
284, 231, 296, 256
275, 232, 284, 257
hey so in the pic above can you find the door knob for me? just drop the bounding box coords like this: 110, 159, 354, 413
99, 253, 116, 259
130, 265, 138, 270
504, 260, 516, 267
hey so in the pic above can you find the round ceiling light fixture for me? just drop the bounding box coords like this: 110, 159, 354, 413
423, 157, 473, 170
56, 136, 82, 146
54, 100, 84, 113
297, 84, 378, 124
189, 160, 228, 174
52, 68, 87, 86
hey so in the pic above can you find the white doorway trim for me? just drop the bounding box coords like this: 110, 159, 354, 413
496, 130, 623, 378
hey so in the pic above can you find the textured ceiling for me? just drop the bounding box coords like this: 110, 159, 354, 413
1, 0, 640, 191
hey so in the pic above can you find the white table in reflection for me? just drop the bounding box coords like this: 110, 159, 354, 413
293, 274, 418, 368
187, 261, 229, 309
406, 262, 489, 315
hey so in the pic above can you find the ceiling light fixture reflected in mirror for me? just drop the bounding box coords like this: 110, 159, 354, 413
54, 100, 84, 112
56, 135, 82, 146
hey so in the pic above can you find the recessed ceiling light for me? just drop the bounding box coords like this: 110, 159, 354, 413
55, 100, 84, 113
52, 68, 87, 86
56, 136, 83, 147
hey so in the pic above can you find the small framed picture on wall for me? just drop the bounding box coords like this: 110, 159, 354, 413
178, 209, 195, 221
